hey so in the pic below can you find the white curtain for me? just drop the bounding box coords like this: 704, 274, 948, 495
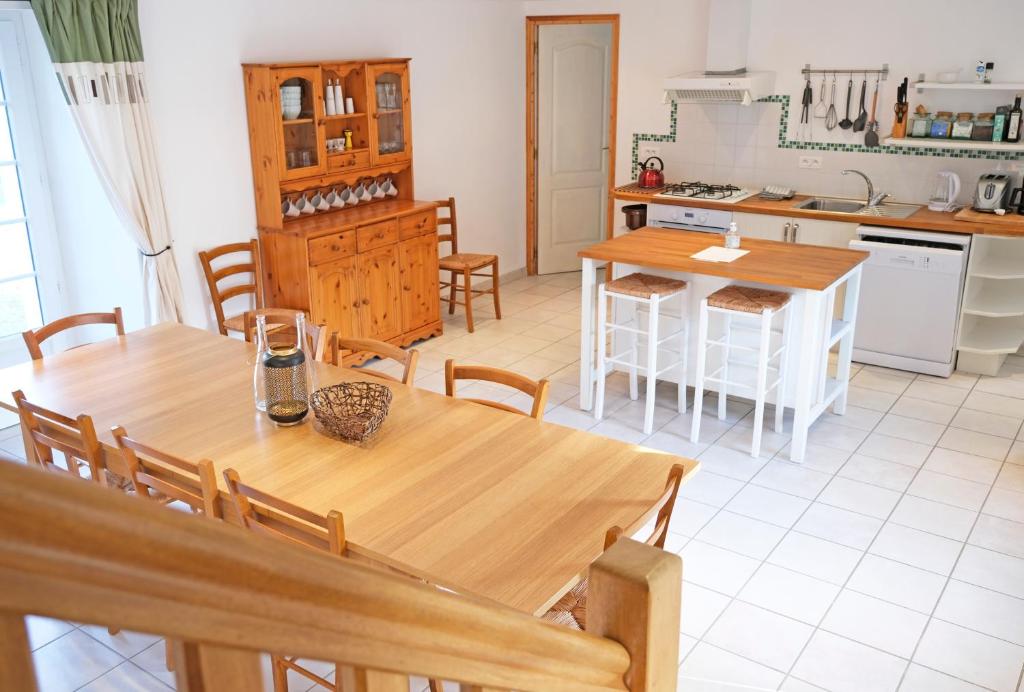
33, 0, 184, 324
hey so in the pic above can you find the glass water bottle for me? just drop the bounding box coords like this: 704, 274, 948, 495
252, 315, 268, 411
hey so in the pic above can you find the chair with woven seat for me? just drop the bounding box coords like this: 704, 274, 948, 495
111, 427, 222, 670
14, 390, 105, 481
199, 239, 265, 336
22, 308, 125, 360
436, 197, 500, 333
242, 308, 328, 362
328, 335, 419, 385
594, 272, 689, 435
444, 359, 549, 420
542, 463, 686, 630
690, 284, 793, 458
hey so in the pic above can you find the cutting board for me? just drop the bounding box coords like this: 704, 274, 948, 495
954, 207, 1024, 226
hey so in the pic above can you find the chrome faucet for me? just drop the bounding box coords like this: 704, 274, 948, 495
842, 169, 889, 207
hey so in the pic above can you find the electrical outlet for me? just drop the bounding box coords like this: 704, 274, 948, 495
799, 155, 822, 169
640, 146, 660, 159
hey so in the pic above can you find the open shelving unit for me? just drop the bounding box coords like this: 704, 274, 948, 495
882, 137, 1024, 153
957, 236, 1024, 375
914, 81, 1024, 92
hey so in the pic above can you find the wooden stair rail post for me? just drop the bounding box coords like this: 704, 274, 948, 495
0, 461, 635, 692
589, 538, 682, 692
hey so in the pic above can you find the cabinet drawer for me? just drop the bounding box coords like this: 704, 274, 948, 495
327, 149, 370, 173
398, 210, 437, 240
357, 220, 398, 252
308, 230, 356, 265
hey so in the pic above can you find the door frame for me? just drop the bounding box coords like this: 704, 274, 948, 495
525, 14, 619, 276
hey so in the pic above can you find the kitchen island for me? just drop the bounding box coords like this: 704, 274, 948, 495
578, 228, 870, 462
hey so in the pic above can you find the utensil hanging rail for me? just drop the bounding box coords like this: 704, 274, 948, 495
802, 64, 889, 81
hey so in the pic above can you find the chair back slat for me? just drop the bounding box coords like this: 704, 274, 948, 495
330, 335, 419, 385
243, 309, 327, 363
22, 308, 124, 361
199, 240, 263, 336
14, 390, 103, 482
434, 197, 457, 253
223, 468, 345, 556
112, 426, 221, 518
605, 464, 685, 552
444, 360, 549, 420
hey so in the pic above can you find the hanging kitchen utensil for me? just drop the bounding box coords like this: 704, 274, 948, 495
797, 78, 813, 142
865, 78, 880, 147
853, 76, 868, 132
839, 75, 854, 129
814, 76, 828, 119
825, 73, 838, 130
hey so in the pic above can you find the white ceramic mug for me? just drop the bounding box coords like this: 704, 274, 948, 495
296, 194, 315, 214
383, 177, 398, 197
354, 181, 371, 202
311, 191, 330, 211
282, 198, 300, 217
368, 180, 385, 199
340, 186, 357, 206
326, 188, 344, 208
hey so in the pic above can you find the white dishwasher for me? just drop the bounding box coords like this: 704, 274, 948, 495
849, 226, 970, 377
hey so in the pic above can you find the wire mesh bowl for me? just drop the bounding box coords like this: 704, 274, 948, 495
311, 382, 393, 442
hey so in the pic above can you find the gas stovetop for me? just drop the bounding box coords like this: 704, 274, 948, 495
655, 181, 757, 203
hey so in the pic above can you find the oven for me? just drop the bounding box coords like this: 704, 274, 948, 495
646, 203, 734, 234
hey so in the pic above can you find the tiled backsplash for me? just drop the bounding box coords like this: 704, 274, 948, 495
633, 101, 1023, 206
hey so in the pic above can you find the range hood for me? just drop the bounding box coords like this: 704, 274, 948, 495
663, 0, 774, 105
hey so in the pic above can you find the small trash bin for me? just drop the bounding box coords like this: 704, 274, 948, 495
622, 204, 647, 230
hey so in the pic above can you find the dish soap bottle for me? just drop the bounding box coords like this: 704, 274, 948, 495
724, 221, 741, 249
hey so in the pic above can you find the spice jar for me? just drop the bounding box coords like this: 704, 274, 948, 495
910, 111, 933, 137
973, 113, 996, 141
930, 111, 953, 138
952, 112, 975, 139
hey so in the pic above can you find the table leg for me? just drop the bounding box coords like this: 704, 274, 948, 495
833, 266, 862, 415
580, 258, 598, 411
790, 290, 824, 463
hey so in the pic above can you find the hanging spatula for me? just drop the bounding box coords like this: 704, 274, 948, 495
865, 78, 880, 147
852, 77, 868, 132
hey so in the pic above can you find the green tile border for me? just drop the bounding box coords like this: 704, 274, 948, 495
630, 95, 1024, 177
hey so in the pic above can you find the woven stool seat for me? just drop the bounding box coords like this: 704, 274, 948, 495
605, 272, 687, 299
541, 579, 587, 631
707, 285, 791, 314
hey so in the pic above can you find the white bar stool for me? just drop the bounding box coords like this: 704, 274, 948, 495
594, 272, 689, 435
690, 285, 793, 458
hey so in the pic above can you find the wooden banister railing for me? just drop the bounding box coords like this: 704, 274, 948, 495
0, 461, 681, 691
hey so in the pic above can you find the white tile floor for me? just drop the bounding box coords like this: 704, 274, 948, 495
13, 270, 1024, 691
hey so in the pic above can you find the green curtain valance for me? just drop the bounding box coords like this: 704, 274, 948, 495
32, 0, 143, 64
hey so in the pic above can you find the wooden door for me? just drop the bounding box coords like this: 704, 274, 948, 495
367, 62, 412, 166
733, 212, 788, 242
398, 233, 440, 332
356, 245, 402, 340
309, 256, 361, 339
536, 23, 612, 274
272, 66, 326, 181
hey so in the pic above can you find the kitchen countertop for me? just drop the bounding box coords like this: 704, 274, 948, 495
578, 227, 868, 291
614, 185, 1024, 237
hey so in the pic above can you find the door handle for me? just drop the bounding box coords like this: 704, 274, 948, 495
791, 223, 800, 243
783, 222, 791, 242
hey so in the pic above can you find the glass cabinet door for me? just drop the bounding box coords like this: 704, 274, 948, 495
368, 63, 411, 166
273, 67, 326, 180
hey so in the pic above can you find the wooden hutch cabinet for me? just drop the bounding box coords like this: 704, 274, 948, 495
242, 58, 441, 363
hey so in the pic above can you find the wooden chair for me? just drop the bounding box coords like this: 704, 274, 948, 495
199, 240, 264, 336
436, 197, 501, 333
111, 426, 222, 670
222, 468, 347, 691
243, 308, 328, 362
444, 359, 549, 420
328, 335, 419, 385
542, 463, 686, 631
22, 308, 124, 361
13, 390, 104, 482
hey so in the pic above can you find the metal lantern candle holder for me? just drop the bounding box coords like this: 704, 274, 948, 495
262, 344, 309, 426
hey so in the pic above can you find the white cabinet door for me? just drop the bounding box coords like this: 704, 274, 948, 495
733, 212, 788, 242
790, 218, 858, 248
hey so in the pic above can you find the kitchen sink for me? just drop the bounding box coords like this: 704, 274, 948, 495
794, 197, 922, 220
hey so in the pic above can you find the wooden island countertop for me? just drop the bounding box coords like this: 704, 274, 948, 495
579, 227, 868, 291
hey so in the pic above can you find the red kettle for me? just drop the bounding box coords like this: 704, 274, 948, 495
637, 156, 665, 189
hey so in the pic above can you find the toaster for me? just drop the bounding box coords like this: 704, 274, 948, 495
973, 173, 1013, 212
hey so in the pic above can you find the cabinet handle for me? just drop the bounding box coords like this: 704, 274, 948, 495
783, 222, 791, 242
791, 223, 800, 243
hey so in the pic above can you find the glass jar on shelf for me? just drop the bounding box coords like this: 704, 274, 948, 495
972, 113, 996, 141
951, 112, 975, 139
909, 111, 932, 138
929, 111, 953, 138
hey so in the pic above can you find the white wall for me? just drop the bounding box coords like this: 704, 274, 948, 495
137, 0, 525, 329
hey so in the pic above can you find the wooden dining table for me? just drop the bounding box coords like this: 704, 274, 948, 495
0, 323, 698, 616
